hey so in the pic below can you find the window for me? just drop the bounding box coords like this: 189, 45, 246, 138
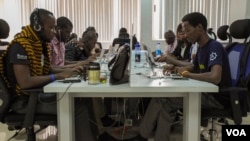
152, 0, 231, 40
0, 0, 140, 42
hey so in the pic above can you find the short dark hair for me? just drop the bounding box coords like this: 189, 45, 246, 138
82, 31, 97, 43
182, 12, 207, 30
30, 8, 54, 27
57, 16, 73, 29
119, 27, 127, 34
86, 26, 96, 32
0, 19, 10, 39
164, 30, 175, 39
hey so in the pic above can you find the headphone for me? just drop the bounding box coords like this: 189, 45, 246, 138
33, 8, 42, 32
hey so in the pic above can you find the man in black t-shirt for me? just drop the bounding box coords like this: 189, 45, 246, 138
0, 8, 98, 141
139, 12, 232, 141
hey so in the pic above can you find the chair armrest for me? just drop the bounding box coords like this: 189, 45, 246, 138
20, 88, 43, 93
220, 87, 248, 92
20, 88, 43, 128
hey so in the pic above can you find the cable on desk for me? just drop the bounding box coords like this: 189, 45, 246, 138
38, 82, 73, 104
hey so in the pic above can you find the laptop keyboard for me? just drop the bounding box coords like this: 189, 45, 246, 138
142, 70, 185, 79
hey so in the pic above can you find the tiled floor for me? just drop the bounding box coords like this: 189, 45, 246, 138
0, 124, 57, 141
0, 114, 250, 141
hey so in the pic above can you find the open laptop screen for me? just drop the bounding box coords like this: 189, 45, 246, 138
141, 43, 157, 67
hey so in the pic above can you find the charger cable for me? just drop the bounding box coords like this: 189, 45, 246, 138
38, 82, 73, 104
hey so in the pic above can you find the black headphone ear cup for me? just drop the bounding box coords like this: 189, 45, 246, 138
33, 8, 42, 32
34, 24, 42, 32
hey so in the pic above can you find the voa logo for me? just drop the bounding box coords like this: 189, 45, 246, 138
226, 129, 246, 136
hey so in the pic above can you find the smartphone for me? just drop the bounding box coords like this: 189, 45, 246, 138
63, 77, 81, 83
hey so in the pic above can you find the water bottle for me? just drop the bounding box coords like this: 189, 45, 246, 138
155, 43, 161, 58
134, 42, 141, 62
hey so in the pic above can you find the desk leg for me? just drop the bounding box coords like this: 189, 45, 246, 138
57, 92, 74, 141
183, 92, 201, 141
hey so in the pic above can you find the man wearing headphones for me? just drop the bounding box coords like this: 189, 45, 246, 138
0, 8, 98, 141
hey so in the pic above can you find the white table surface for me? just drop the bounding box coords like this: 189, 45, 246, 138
44, 52, 218, 141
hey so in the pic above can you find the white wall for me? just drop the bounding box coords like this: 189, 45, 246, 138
0, 0, 22, 42
247, 0, 250, 18
229, 0, 247, 24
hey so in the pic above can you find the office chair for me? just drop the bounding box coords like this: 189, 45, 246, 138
0, 77, 57, 141
201, 19, 250, 141
217, 25, 232, 44
207, 28, 217, 40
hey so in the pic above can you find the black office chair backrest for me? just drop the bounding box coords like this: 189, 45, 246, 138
228, 19, 250, 87
207, 28, 217, 40
227, 19, 250, 115
229, 19, 250, 44
0, 77, 11, 121
217, 25, 232, 44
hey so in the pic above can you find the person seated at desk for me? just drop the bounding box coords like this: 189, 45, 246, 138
171, 23, 192, 61
65, 29, 111, 129
0, 8, 98, 141
112, 27, 130, 47
49, 16, 89, 69
164, 30, 178, 55
156, 23, 197, 68
0, 18, 10, 46
152, 30, 177, 61
85, 26, 102, 54
65, 30, 99, 61
111, 27, 138, 49
139, 12, 232, 141
156, 23, 198, 67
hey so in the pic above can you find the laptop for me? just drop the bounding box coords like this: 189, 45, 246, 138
140, 44, 187, 80
141, 43, 164, 68
98, 48, 106, 63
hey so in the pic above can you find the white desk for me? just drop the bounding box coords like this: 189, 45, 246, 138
0, 45, 7, 50
44, 52, 218, 141
44, 75, 218, 141
130, 65, 218, 141
0, 45, 7, 54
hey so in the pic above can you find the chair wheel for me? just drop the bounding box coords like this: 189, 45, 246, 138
200, 134, 208, 141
